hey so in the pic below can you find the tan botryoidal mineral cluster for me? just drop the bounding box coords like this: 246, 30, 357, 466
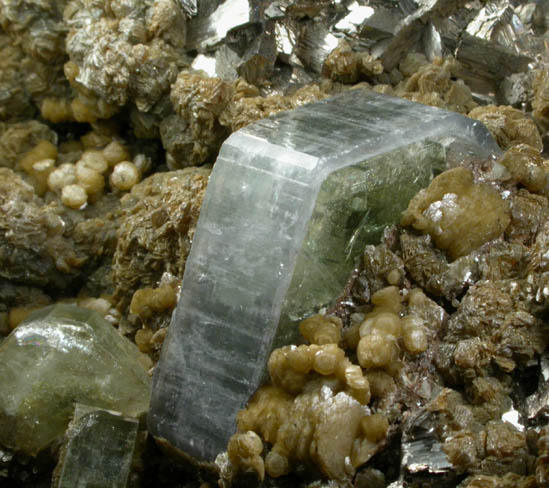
396, 55, 477, 115
401, 167, 511, 259
468, 104, 544, 151
130, 282, 178, 356
499, 144, 549, 193
222, 285, 432, 483
322, 39, 383, 83
13, 124, 144, 209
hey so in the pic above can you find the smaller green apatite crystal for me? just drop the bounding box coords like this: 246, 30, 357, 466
54, 404, 139, 488
0, 304, 150, 455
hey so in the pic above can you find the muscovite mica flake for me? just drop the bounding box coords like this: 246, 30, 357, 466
148, 89, 500, 462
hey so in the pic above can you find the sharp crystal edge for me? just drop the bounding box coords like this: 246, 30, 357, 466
0, 304, 151, 456
186, 0, 261, 51
401, 409, 452, 475
526, 351, 549, 419
148, 90, 501, 462
185, 0, 544, 97
54, 404, 139, 488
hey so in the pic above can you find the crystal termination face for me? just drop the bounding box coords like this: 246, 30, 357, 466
148, 90, 500, 462
54, 404, 138, 488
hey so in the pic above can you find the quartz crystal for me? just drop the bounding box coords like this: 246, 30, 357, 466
0, 304, 151, 455
149, 90, 500, 462
54, 404, 138, 488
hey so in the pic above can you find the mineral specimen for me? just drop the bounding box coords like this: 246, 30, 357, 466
64, 0, 187, 113
1, 0, 548, 485
0, 168, 110, 292
0, 304, 150, 455
53, 404, 139, 488
148, 90, 500, 463
395, 56, 478, 114
401, 166, 511, 259
112, 166, 210, 313
0, 0, 71, 120
0, 120, 57, 169
533, 67, 549, 135
468, 104, 544, 151
232, 380, 373, 481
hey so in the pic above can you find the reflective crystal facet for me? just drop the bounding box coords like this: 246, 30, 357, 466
149, 90, 500, 462
54, 404, 139, 488
0, 304, 151, 455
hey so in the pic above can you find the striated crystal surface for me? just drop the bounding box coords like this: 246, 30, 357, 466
0, 304, 151, 455
186, 0, 260, 52
54, 404, 138, 488
149, 90, 500, 462
401, 409, 452, 475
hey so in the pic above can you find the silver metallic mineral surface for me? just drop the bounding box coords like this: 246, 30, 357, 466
148, 89, 500, 462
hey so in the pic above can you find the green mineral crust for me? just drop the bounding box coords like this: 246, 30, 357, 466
0, 304, 150, 455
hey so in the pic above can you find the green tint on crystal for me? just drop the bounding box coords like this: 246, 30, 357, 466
149, 90, 501, 462
0, 304, 150, 455
54, 404, 139, 488
278, 141, 446, 343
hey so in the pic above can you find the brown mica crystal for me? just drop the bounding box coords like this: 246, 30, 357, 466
445, 280, 545, 374
400, 231, 480, 300
536, 427, 549, 486
532, 68, 549, 134
505, 190, 549, 247
0, 168, 115, 293
169, 71, 232, 166
112, 167, 210, 313
461, 473, 537, 488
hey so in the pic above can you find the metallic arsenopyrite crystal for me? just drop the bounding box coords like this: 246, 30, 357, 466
186, 0, 262, 52
148, 90, 500, 462
465, 0, 529, 53
295, 21, 339, 74
526, 351, 549, 420
53, 404, 139, 488
401, 409, 452, 475
0, 304, 150, 455
179, 0, 198, 17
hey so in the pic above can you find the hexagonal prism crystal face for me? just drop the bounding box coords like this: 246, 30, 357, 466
278, 139, 447, 346
54, 404, 139, 488
148, 89, 500, 462
0, 304, 151, 455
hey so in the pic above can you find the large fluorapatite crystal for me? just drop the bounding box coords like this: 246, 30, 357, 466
0, 304, 151, 455
149, 89, 500, 461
